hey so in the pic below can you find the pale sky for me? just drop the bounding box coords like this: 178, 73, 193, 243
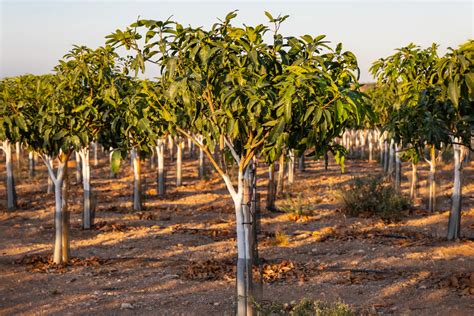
1, 0, 473, 82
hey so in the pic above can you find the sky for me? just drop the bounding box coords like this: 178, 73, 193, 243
0, 0, 472, 82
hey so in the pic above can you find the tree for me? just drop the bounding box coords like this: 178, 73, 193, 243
436, 40, 474, 240
370, 43, 446, 211
0, 76, 32, 210
107, 11, 366, 315
55, 45, 118, 229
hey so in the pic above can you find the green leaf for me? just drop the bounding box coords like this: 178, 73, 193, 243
264, 11, 274, 21
448, 80, 460, 107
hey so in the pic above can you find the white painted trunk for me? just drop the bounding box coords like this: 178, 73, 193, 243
93, 142, 98, 166
132, 149, 142, 211
395, 143, 401, 189
298, 154, 305, 172
287, 150, 295, 185
79, 148, 93, 229
447, 140, 463, 240
4, 141, 17, 210
156, 139, 166, 196
176, 140, 183, 186
410, 162, 417, 200
199, 143, 205, 178
168, 135, 174, 161
368, 131, 373, 162
28, 151, 35, 178
428, 146, 436, 212
277, 154, 285, 195
42, 154, 68, 265
15, 142, 20, 169
75, 151, 82, 184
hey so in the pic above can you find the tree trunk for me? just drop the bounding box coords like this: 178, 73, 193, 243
383, 140, 389, 173
324, 152, 329, 171
156, 139, 166, 196
47, 156, 54, 194
368, 131, 373, 162
287, 150, 295, 185
410, 162, 417, 200
298, 154, 305, 172
395, 143, 401, 190
234, 167, 254, 316
176, 140, 183, 186
15, 142, 21, 170
44, 153, 69, 264
378, 131, 384, 166
109, 150, 117, 178
188, 137, 194, 159
199, 138, 205, 179
132, 149, 142, 211
75, 151, 82, 184
266, 164, 276, 211
428, 145, 436, 212
93, 142, 98, 167
61, 160, 70, 263
3, 141, 17, 210
447, 140, 463, 240
168, 135, 174, 161
387, 139, 395, 178
79, 147, 93, 229
28, 151, 35, 178
149, 147, 155, 169
276, 153, 285, 195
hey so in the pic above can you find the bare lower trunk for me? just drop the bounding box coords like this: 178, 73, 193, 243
93, 142, 98, 166
79, 148, 93, 229
234, 167, 254, 316
266, 164, 276, 211
324, 152, 329, 171
410, 162, 417, 200
287, 150, 295, 185
28, 151, 35, 178
199, 140, 205, 179
156, 139, 166, 196
368, 131, 373, 162
428, 146, 436, 212
47, 156, 54, 193
387, 139, 395, 178
395, 143, 401, 190
176, 140, 183, 186
132, 150, 142, 211
383, 140, 389, 173
45, 153, 69, 264
187, 137, 194, 159
15, 142, 20, 170
447, 140, 463, 240
61, 161, 70, 263
75, 152, 82, 184
168, 135, 174, 161
298, 154, 305, 172
276, 153, 285, 195
4, 141, 17, 210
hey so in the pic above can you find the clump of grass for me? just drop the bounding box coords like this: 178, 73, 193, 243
255, 298, 354, 316
279, 193, 310, 221
272, 231, 290, 247
338, 175, 410, 222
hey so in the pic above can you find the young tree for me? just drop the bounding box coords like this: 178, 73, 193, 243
55, 45, 118, 229
0, 76, 31, 210
436, 40, 474, 240
107, 11, 366, 315
370, 44, 445, 211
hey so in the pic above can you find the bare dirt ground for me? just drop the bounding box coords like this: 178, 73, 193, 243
0, 150, 473, 315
